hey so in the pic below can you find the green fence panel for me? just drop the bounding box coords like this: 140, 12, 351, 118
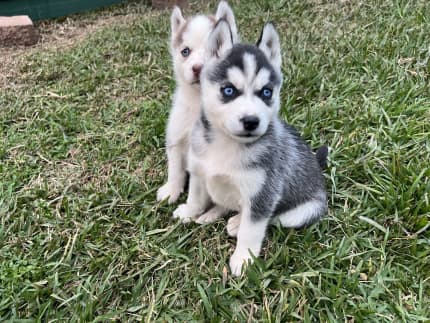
0, 0, 128, 21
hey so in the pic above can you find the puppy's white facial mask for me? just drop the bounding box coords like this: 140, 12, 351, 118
171, 14, 214, 85
170, 2, 238, 86
201, 21, 282, 143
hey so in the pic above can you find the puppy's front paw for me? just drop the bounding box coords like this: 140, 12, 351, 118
173, 204, 197, 223
226, 214, 240, 237
229, 249, 253, 277
157, 182, 182, 204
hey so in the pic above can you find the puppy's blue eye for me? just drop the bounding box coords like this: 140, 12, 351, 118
181, 47, 190, 57
222, 86, 236, 97
261, 88, 272, 98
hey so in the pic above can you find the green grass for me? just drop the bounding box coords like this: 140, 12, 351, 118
1, 0, 429, 321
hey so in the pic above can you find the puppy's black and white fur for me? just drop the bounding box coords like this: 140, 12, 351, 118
173, 20, 327, 276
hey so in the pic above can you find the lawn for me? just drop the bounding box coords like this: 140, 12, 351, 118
1, 0, 429, 321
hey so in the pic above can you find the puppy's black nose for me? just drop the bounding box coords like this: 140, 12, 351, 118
241, 116, 260, 131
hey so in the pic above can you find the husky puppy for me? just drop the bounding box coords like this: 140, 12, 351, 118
157, 2, 238, 204
173, 20, 328, 276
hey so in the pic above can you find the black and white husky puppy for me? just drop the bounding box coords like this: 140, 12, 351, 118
157, 2, 238, 204
173, 20, 328, 276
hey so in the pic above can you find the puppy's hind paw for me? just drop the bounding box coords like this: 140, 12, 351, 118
195, 205, 225, 225
226, 214, 240, 237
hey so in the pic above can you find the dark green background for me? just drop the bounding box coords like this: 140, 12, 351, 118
0, 0, 127, 21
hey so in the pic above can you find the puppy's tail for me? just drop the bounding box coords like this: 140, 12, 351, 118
315, 145, 329, 170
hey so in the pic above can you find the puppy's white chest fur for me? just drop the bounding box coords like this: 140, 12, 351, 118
167, 86, 200, 146
190, 135, 265, 211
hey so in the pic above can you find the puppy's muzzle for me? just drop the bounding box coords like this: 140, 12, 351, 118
240, 115, 260, 132
192, 64, 203, 78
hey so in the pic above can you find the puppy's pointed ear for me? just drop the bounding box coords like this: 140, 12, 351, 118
207, 19, 233, 58
171, 6, 186, 35
257, 23, 281, 71
215, 1, 239, 43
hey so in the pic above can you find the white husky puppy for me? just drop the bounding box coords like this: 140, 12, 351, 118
157, 2, 238, 204
173, 20, 328, 276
